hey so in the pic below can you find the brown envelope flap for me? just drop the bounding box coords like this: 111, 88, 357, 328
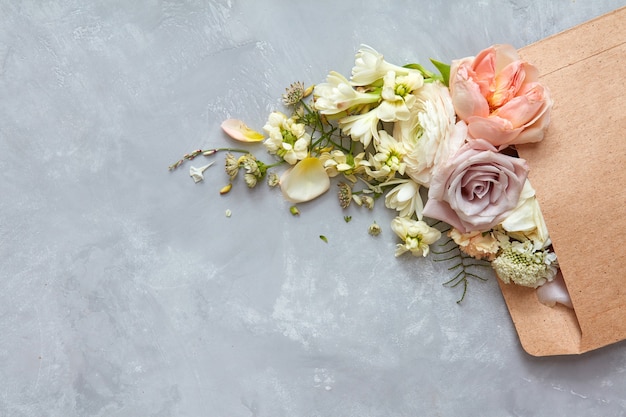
498, 7, 626, 356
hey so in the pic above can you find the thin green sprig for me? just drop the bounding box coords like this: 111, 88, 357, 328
168, 147, 251, 171
433, 236, 490, 303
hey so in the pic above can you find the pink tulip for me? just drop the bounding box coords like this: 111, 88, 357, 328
450, 44, 552, 148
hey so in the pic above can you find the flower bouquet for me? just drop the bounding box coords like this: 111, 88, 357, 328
170, 43, 571, 306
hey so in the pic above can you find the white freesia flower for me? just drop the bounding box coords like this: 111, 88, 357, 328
263, 111, 311, 165
391, 216, 441, 257
319, 149, 368, 182
382, 178, 423, 219
351, 45, 420, 86
377, 70, 422, 122
365, 130, 406, 180
314, 71, 380, 116
500, 180, 550, 249
394, 82, 463, 186
339, 110, 380, 148
281, 138, 310, 165
221, 119, 264, 142
189, 162, 214, 183
280, 157, 330, 203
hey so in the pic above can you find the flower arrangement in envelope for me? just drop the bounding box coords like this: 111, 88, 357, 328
170, 7, 626, 357
498, 7, 626, 356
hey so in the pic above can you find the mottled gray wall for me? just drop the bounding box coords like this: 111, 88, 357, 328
1, 1, 625, 416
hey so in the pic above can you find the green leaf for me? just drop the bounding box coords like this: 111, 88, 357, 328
403, 63, 436, 79
319, 235, 328, 243
430, 59, 451, 87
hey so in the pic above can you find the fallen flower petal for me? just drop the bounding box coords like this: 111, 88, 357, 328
189, 162, 214, 183
221, 119, 265, 142
280, 157, 330, 203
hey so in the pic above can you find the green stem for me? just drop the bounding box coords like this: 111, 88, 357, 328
168, 147, 251, 170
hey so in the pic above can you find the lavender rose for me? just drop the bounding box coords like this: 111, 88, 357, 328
422, 139, 529, 233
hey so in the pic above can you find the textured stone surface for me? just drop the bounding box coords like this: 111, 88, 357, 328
1, 1, 625, 416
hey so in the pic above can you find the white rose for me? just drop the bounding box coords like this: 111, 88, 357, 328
500, 179, 550, 249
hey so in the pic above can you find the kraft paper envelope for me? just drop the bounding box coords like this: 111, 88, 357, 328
497, 7, 626, 356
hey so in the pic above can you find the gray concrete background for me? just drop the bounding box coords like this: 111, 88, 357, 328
2, 1, 625, 416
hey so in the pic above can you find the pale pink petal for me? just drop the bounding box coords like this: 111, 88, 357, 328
512, 108, 551, 144
423, 198, 469, 232
472, 46, 497, 90
494, 85, 546, 127
466, 115, 522, 147
452, 80, 490, 120
492, 44, 520, 73
536, 271, 573, 309
220, 119, 265, 142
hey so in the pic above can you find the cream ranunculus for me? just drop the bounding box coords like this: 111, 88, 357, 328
499, 179, 550, 249
391, 216, 441, 257
279, 157, 330, 203
394, 82, 465, 187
